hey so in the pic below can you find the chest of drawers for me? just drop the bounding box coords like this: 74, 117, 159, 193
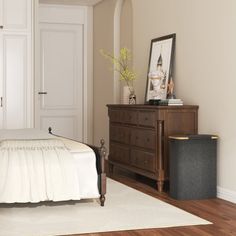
107, 104, 198, 192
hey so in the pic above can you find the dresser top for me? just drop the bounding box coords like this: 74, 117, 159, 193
107, 104, 199, 110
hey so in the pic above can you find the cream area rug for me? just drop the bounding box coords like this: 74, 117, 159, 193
0, 178, 211, 236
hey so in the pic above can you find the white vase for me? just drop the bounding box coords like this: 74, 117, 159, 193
122, 86, 130, 104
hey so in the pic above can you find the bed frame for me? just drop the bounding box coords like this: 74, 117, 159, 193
48, 127, 107, 207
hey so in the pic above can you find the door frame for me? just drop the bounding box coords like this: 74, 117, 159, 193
34, 4, 93, 143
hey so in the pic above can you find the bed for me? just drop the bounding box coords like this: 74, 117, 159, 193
0, 128, 106, 206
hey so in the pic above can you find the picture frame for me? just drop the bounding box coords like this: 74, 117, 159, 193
145, 34, 176, 103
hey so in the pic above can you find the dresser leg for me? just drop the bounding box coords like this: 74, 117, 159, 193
109, 163, 114, 175
157, 180, 164, 192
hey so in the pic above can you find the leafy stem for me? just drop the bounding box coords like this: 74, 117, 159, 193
100, 48, 136, 92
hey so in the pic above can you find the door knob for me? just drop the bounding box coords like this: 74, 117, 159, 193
38, 92, 47, 95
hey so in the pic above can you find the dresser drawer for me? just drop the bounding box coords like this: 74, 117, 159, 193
110, 125, 130, 144
138, 111, 155, 127
131, 149, 155, 172
109, 143, 130, 165
130, 129, 156, 150
123, 110, 138, 125
109, 109, 123, 123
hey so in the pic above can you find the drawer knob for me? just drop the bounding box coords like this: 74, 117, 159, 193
145, 117, 148, 121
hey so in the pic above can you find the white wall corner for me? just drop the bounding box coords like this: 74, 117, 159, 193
217, 186, 236, 204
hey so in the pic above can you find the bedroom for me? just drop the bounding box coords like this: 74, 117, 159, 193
0, 0, 236, 235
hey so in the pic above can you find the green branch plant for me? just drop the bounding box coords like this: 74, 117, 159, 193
100, 48, 136, 94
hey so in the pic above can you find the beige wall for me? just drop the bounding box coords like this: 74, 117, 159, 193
93, 0, 236, 194
131, 0, 236, 192
120, 0, 133, 99
120, 0, 133, 51
93, 0, 133, 148
93, 0, 117, 147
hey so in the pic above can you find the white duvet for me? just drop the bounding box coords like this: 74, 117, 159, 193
0, 129, 99, 203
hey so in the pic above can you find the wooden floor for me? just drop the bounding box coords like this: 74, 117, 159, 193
68, 169, 236, 236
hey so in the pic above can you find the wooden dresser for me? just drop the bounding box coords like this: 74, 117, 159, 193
107, 104, 198, 192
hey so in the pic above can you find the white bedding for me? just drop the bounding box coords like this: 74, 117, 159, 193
0, 129, 99, 203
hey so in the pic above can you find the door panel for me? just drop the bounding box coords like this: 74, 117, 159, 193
0, 0, 3, 28
0, 0, 33, 129
40, 27, 82, 110
0, 34, 3, 128
2, 0, 30, 30
2, 35, 28, 129
41, 116, 77, 139
36, 21, 83, 141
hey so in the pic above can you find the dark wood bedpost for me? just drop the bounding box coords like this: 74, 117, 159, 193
99, 139, 107, 207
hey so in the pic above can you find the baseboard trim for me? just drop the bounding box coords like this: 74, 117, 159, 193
217, 186, 236, 204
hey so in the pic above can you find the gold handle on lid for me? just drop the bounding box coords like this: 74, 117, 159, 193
169, 136, 189, 140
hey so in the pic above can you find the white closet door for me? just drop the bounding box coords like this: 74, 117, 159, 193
0, 0, 33, 129
0, 0, 3, 127
2, 0, 31, 31
0, 0, 3, 28
0, 34, 3, 128
1, 34, 30, 129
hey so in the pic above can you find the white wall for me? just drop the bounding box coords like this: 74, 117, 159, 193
131, 0, 236, 198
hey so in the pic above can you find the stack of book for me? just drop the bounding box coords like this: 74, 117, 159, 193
158, 99, 183, 106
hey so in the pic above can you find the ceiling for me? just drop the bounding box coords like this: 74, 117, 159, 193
39, 0, 104, 6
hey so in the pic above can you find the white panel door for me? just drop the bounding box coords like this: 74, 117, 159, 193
35, 23, 83, 140
0, 33, 3, 128
0, 0, 3, 29
2, 0, 30, 30
1, 34, 29, 129
0, 0, 3, 127
0, 0, 33, 129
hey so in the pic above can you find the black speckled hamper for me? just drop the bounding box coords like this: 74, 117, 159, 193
169, 135, 218, 200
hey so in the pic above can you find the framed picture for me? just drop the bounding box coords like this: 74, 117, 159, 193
145, 34, 176, 103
